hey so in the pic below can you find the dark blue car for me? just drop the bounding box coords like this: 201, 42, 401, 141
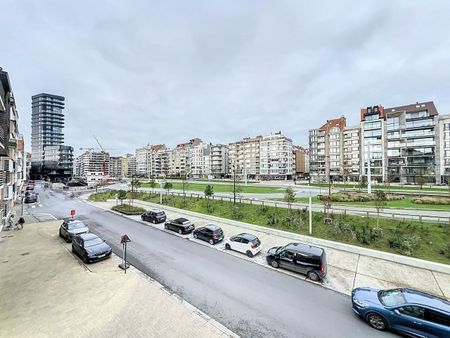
72, 233, 112, 263
352, 287, 450, 337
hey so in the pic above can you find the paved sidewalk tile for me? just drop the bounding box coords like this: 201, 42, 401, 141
0, 221, 225, 338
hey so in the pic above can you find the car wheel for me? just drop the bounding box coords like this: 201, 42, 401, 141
82, 255, 89, 264
165, 224, 169, 230
209, 239, 214, 245
225, 244, 231, 250
65, 235, 71, 243
307, 271, 320, 281
193, 233, 198, 239
270, 260, 279, 268
178, 229, 183, 234
152, 219, 156, 224
246, 250, 253, 258
366, 313, 388, 331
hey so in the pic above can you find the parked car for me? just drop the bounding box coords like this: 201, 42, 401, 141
193, 224, 224, 245
352, 287, 450, 337
59, 220, 89, 242
141, 209, 167, 223
165, 217, 195, 234
72, 233, 112, 263
26, 185, 34, 191
266, 242, 327, 281
225, 233, 261, 257
24, 192, 38, 203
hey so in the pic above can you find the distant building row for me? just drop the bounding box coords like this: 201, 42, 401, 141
74, 132, 310, 185
309, 101, 450, 184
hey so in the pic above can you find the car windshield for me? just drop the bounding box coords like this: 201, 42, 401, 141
156, 212, 165, 216
84, 238, 104, 247
68, 222, 86, 230
378, 289, 407, 307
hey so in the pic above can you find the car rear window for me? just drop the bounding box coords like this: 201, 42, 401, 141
68, 222, 86, 230
84, 238, 103, 247
156, 212, 165, 216
251, 238, 260, 246
213, 229, 223, 235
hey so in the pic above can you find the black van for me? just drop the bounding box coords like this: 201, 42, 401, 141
266, 243, 327, 281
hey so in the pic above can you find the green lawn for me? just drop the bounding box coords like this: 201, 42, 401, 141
304, 183, 450, 194
141, 182, 282, 194
90, 191, 450, 265
288, 196, 450, 211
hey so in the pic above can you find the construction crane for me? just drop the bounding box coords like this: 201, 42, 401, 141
93, 135, 107, 177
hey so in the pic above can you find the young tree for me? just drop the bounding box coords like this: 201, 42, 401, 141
163, 182, 173, 194
373, 190, 387, 229
416, 176, 427, 190
284, 187, 296, 213
358, 176, 367, 192
117, 190, 127, 206
149, 178, 156, 194
204, 184, 214, 211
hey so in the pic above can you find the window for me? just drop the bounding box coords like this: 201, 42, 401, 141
365, 114, 379, 121
424, 309, 450, 326
387, 117, 400, 130
398, 306, 424, 319
406, 110, 428, 119
406, 119, 433, 129
364, 121, 381, 130
281, 250, 294, 259
378, 289, 406, 306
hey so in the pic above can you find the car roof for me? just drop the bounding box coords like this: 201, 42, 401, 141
236, 233, 257, 240
175, 218, 189, 222
78, 233, 99, 240
284, 243, 324, 256
151, 209, 164, 213
205, 224, 221, 230
402, 289, 450, 313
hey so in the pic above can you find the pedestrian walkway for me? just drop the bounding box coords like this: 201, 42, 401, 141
0, 220, 235, 338
89, 198, 450, 300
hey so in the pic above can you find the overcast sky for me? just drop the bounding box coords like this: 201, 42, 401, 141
2, 0, 450, 156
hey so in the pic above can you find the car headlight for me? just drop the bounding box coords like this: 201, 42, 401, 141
353, 299, 369, 308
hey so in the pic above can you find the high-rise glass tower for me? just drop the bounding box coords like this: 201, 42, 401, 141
31, 93, 66, 178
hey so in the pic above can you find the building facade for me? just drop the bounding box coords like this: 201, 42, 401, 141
109, 156, 123, 179
210, 144, 228, 178
259, 132, 293, 180
292, 146, 309, 179
343, 125, 360, 181
309, 117, 346, 182
228, 135, 262, 180
74, 151, 110, 186
30, 93, 73, 181
0, 67, 22, 220
42, 145, 74, 181
438, 114, 450, 184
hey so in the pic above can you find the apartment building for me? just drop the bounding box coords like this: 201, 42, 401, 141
42, 145, 74, 181
292, 146, 309, 179
127, 155, 137, 178
74, 151, 110, 186
0, 67, 22, 219
228, 135, 262, 179
210, 144, 228, 178
309, 117, 346, 182
259, 132, 293, 180
343, 126, 360, 181
437, 114, 450, 184
109, 156, 123, 179
190, 142, 211, 179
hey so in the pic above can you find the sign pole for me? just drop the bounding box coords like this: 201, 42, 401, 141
309, 195, 312, 235
119, 234, 131, 273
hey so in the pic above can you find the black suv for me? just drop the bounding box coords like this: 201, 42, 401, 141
141, 209, 167, 224
266, 243, 327, 281
165, 217, 195, 234
193, 224, 224, 245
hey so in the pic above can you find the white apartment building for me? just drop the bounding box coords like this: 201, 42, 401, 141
343, 125, 360, 181
210, 144, 228, 178
190, 142, 211, 179
74, 151, 110, 186
259, 132, 293, 180
438, 114, 450, 184
109, 156, 123, 179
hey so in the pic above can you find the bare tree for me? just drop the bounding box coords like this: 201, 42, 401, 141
373, 190, 387, 229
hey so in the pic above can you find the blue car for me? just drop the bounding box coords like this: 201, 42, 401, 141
352, 287, 450, 337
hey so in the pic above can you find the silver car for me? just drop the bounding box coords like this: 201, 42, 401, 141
59, 220, 89, 243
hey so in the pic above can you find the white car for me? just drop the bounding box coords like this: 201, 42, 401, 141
224, 233, 262, 257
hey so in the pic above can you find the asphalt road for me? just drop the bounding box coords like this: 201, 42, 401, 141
29, 185, 396, 338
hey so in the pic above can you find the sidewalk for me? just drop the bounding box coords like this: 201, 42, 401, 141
0, 221, 235, 338
91, 198, 450, 300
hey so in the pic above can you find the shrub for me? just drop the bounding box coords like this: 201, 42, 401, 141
411, 196, 450, 205
440, 244, 450, 259
387, 222, 422, 256
112, 204, 146, 215
318, 192, 404, 203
